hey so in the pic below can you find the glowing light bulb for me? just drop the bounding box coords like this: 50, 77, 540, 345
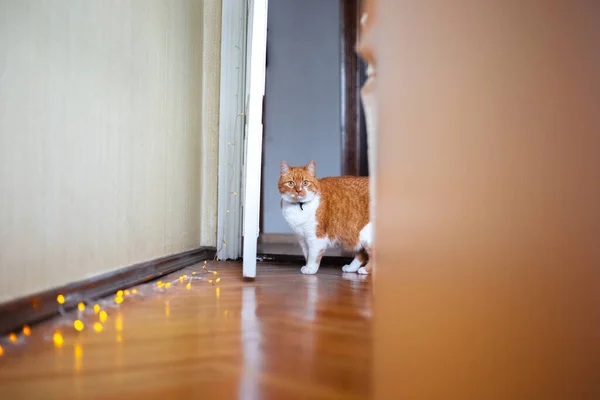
22, 325, 31, 336
74, 320, 84, 331
213, 271, 218, 275
53, 332, 64, 347
204, 260, 207, 264
93, 304, 101, 314
192, 272, 197, 275
99, 311, 108, 322
179, 276, 184, 283
116, 290, 124, 297
131, 289, 138, 294
186, 282, 191, 290
165, 282, 171, 289
8, 333, 17, 342
56, 294, 65, 304
115, 296, 123, 305
183, 275, 188, 279
216, 287, 220, 298
93, 322, 103, 332
124, 290, 130, 296
77, 302, 85, 312
0, 345, 4, 356
208, 280, 213, 284
226, 209, 230, 213
216, 278, 221, 283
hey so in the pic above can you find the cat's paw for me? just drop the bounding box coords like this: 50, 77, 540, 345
342, 264, 360, 273
301, 265, 319, 275
357, 266, 370, 275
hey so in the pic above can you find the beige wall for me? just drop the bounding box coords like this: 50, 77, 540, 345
200, 0, 221, 246
0, 0, 221, 302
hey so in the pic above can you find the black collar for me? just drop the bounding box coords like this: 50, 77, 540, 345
286, 199, 307, 210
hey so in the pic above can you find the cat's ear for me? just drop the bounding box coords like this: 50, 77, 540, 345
307, 160, 316, 176
280, 161, 290, 175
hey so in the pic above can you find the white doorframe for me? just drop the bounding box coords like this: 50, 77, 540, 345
241, 0, 269, 278
216, 0, 268, 276
216, 0, 249, 261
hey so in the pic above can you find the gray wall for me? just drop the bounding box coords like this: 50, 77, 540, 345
263, 0, 341, 234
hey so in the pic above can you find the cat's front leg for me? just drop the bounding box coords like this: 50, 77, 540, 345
301, 238, 328, 275
297, 237, 308, 262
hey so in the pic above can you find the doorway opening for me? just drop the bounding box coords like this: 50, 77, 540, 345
257, 0, 369, 258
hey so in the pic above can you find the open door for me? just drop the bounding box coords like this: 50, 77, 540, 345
242, 0, 269, 278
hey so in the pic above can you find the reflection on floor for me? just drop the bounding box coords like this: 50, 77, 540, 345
0, 261, 372, 399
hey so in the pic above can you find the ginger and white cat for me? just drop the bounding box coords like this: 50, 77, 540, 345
279, 160, 372, 275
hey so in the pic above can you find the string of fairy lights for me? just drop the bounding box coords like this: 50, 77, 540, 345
0, 260, 221, 355
0, 6, 251, 359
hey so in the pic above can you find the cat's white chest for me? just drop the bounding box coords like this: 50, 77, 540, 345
281, 196, 320, 239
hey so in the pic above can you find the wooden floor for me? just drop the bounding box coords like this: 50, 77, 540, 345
0, 261, 372, 399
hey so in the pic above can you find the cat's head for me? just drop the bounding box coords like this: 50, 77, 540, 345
278, 160, 319, 203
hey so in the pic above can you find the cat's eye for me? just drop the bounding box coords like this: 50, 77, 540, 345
286, 181, 295, 187
302, 180, 309, 186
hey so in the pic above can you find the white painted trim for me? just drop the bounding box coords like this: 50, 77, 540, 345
242, 0, 269, 278
216, 0, 248, 260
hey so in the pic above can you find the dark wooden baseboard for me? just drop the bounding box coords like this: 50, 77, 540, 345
0, 247, 216, 336
256, 234, 355, 266
257, 252, 354, 266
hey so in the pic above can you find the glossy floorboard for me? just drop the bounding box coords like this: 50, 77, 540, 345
0, 261, 372, 400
